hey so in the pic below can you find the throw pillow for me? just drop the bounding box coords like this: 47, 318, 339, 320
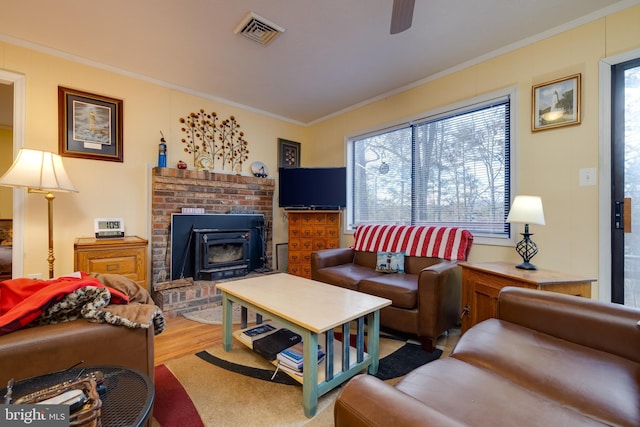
375, 251, 405, 273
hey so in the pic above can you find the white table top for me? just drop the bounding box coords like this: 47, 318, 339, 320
216, 273, 391, 333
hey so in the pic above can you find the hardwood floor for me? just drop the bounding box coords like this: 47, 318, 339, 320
154, 316, 221, 365
154, 317, 460, 366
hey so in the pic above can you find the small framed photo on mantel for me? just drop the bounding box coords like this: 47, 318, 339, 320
531, 73, 581, 132
58, 86, 124, 162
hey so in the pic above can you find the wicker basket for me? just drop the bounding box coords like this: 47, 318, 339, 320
14, 377, 102, 427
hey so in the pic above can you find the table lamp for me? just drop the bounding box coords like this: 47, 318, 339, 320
506, 195, 545, 270
0, 149, 78, 278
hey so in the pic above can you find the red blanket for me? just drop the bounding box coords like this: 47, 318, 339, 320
352, 225, 473, 261
0, 274, 129, 336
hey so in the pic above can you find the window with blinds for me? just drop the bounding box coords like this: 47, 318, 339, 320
347, 89, 514, 242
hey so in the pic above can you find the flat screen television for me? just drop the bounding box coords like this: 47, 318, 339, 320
278, 167, 346, 209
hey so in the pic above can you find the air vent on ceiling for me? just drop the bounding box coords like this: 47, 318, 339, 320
234, 12, 285, 46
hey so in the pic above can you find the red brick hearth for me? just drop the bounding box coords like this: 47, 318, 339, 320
150, 167, 275, 318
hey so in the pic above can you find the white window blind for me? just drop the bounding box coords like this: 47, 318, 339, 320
348, 94, 511, 239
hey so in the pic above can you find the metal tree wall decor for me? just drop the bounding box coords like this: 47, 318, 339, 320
179, 109, 250, 172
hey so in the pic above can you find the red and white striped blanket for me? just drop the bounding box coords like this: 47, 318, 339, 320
352, 225, 473, 261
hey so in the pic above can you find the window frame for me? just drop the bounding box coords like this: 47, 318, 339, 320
345, 86, 519, 247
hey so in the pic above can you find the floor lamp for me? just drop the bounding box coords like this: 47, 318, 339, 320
0, 149, 78, 279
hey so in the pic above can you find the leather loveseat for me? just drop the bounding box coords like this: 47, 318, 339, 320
0, 274, 163, 386
334, 287, 640, 427
311, 225, 473, 351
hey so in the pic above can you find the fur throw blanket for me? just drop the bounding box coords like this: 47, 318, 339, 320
0, 273, 165, 336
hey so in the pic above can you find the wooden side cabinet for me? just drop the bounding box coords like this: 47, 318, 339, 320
288, 210, 340, 278
460, 261, 595, 334
74, 236, 148, 290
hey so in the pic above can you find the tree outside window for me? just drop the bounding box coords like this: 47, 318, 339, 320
348, 91, 513, 241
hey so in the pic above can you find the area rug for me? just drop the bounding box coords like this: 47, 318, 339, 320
153, 341, 338, 427
152, 334, 441, 426
196, 332, 441, 382
182, 304, 264, 325
152, 364, 204, 427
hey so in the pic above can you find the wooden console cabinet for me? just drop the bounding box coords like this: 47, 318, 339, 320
74, 236, 148, 290
287, 210, 340, 278
460, 261, 595, 334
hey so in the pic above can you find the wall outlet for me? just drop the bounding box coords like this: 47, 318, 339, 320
579, 168, 597, 186
26, 273, 43, 280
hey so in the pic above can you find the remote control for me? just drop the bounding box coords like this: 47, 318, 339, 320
37, 389, 85, 406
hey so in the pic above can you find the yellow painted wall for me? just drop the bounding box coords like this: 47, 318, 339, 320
0, 43, 308, 277
306, 5, 640, 290
2, 5, 639, 285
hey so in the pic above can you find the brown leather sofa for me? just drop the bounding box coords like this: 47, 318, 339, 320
311, 248, 461, 351
0, 274, 160, 386
334, 287, 640, 427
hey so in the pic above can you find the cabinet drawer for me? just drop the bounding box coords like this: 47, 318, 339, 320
311, 213, 327, 225
325, 239, 340, 249
289, 238, 302, 252
300, 214, 316, 225
301, 265, 312, 278
77, 249, 143, 277
289, 215, 301, 227
289, 228, 301, 238
312, 226, 327, 238
326, 213, 339, 226
74, 236, 148, 290
301, 239, 313, 251
289, 251, 302, 265
313, 239, 328, 251
326, 227, 339, 239
301, 225, 313, 238
84, 255, 138, 276
289, 264, 301, 276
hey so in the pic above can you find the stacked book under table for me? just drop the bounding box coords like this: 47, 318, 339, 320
239, 322, 326, 376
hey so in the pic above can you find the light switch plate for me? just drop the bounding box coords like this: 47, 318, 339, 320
579, 168, 597, 186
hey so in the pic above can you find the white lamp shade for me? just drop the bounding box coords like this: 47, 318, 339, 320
0, 148, 78, 192
506, 195, 545, 225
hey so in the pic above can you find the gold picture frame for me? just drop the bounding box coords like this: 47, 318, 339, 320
531, 73, 581, 132
0, 219, 12, 245
58, 86, 124, 162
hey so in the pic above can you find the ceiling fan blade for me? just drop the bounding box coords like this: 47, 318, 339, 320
390, 0, 415, 34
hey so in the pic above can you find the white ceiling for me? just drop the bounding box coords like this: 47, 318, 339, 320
0, 0, 635, 125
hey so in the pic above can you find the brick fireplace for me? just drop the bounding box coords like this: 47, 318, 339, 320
150, 167, 275, 318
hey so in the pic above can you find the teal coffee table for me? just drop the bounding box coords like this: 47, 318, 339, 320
217, 273, 391, 418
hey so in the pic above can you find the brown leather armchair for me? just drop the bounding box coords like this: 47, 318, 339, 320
0, 318, 154, 386
312, 248, 461, 351
0, 274, 160, 386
